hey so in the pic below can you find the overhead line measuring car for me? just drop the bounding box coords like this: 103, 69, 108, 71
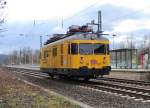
40, 24, 111, 80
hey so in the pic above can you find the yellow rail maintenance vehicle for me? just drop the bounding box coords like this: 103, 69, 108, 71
40, 25, 111, 80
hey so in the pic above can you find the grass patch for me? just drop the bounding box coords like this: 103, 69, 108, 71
0, 69, 81, 108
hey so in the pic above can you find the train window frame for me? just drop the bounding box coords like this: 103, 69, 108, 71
71, 43, 78, 55
44, 50, 49, 58
93, 43, 106, 55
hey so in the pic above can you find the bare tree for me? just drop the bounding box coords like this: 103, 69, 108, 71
0, 0, 6, 23
125, 35, 135, 49
0, 0, 7, 36
118, 41, 126, 49
8, 47, 40, 65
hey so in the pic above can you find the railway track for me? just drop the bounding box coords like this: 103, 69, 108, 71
82, 81, 150, 100
98, 77, 150, 86
6, 67, 48, 78
4, 67, 150, 101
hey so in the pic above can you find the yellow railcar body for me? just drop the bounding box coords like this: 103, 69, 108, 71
40, 40, 110, 69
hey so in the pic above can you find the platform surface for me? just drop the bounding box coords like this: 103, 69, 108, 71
111, 68, 150, 73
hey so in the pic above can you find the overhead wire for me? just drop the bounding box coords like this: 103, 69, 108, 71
19, 2, 99, 48
105, 5, 150, 23
28, 2, 98, 34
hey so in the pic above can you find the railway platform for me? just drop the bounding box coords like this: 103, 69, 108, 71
108, 69, 150, 81
111, 69, 150, 73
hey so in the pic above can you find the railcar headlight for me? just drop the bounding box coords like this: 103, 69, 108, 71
103, 57, 106, 64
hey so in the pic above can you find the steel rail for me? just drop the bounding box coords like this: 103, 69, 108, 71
4, 67, 150, 100
82, 83, 150, 100
98, 77, 150, 86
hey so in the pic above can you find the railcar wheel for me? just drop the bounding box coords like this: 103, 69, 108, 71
100, 75, 103, 78
84, 77, 90, 81
59, 75, 65, 79
59, 75, 71, 80
48, 73, 54, 78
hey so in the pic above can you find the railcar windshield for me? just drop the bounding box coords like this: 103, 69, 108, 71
70, 43, 109, 55
94, 43, 106, 54
79, 43, 93, 55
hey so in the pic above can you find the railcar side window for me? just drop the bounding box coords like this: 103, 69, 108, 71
94, 44, 105, 54
52, 48, 57, 56
68, 43, 70, 54
79, 43, 93, 55
60, 44, 63, 54
71, 43, 78, 54
44, 51, 49, 58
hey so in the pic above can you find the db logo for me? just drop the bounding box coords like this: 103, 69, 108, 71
91, 59, 97, 65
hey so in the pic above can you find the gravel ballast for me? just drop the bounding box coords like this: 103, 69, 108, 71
4, 68, 150, 108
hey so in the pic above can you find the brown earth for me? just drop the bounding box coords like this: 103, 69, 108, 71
0, 68, 80, 108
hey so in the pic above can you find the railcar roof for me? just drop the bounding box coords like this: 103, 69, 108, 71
44, 33, 109, 47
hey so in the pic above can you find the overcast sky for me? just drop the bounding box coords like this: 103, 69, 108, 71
0, 0, 150, 54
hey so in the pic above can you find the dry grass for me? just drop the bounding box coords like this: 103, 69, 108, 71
0, 68, 81, 108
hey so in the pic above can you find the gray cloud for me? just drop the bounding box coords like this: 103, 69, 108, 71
1, 3, 150, 53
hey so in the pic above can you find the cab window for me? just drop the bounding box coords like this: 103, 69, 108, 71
71, 43, 78, 54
